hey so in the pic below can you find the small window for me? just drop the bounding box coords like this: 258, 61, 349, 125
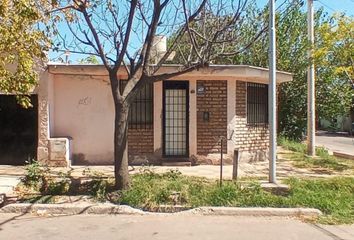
247, 83, 268, 125
120, 81, 153, 129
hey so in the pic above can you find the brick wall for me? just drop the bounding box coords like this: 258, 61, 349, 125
128, 127, 154, 155
234, 81, 269, 152
197, 80, 227, 154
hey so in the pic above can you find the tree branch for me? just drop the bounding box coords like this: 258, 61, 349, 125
114, 0, 138, 72
78, 3, 110, 69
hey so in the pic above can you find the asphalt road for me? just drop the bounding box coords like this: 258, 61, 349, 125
316, 132, 354, 156
0, 214, 353, 240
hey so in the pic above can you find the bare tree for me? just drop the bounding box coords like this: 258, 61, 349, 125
51, 0, 266, 190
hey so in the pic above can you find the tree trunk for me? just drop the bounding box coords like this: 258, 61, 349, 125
114, 101, 130, 190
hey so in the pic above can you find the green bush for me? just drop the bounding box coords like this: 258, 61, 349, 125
88, 179, 110, 201
45, 171, 71, 195
21, 161, 72, 195
22, 160, 50, 190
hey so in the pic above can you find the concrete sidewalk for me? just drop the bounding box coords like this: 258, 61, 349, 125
0, 153, 352, 183
0, 175, 21, 196
0, 163, 349, 182
0, 143, 352, 182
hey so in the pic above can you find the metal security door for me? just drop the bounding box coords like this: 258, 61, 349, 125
163, 81, 189, 157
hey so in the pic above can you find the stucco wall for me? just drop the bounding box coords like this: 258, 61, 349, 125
52, 74, 155, 165
52, 75, 115, 164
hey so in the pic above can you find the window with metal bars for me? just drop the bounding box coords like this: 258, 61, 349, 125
247, 83, 268, 126
120, 81, 153, 129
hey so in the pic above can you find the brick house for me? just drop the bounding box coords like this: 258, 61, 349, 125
30, 64, 292, 167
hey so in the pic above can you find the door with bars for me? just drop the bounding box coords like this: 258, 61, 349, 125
163, 81, 189, 157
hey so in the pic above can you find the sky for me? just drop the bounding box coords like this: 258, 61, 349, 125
258, 0, 354, 16
49, 0, 354, 63
311, 0, 354, 16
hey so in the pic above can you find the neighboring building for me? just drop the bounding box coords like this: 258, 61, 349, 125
0, 64, 292, 166
319, 115, 352, 133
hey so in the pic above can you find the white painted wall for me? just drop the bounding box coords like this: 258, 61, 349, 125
52, 75, 114, 164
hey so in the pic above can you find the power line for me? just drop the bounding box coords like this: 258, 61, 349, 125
317, 0, 354, 14
317, 0, 336, 13
317, 0, 354, 33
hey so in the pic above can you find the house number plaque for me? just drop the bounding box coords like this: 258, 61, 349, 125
197, 84, 205, 95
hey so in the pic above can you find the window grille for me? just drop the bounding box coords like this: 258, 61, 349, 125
120, 81, 153, 129
247, 83, 268, 125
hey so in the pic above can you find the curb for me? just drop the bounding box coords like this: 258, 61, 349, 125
0, 203, 146, 215
184, 207, 322, 217
0, 203, 322, 217
333, 151, 354, 160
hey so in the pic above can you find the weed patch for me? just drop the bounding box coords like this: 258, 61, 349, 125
115, 170, 354, 224
279, 137, 354, 172
16, 164, 354, 224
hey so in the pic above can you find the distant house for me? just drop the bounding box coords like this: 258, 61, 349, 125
0, 64, 292, 166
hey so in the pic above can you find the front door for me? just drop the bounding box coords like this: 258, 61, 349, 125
163, 81, 189, 157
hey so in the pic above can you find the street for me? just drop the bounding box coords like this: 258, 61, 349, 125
316, 132, 354, 157
0, 214, 353, 240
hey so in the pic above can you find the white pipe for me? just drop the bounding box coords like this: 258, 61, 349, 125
268, 0, 277, 183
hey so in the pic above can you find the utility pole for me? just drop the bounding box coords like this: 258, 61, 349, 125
307, 0, 316, 156
268, 0, 277, 183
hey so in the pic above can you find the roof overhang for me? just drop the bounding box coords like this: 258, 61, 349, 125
47, 63, 293, 84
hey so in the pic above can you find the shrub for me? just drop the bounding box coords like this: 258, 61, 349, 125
45, 171, 71, 195
21, 160, 50, 190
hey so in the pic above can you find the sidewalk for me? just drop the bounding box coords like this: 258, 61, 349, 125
0, 175, 21, 196
0, 151, 352, 181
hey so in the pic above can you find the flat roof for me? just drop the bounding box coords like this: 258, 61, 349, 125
47, 63, 293, 83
